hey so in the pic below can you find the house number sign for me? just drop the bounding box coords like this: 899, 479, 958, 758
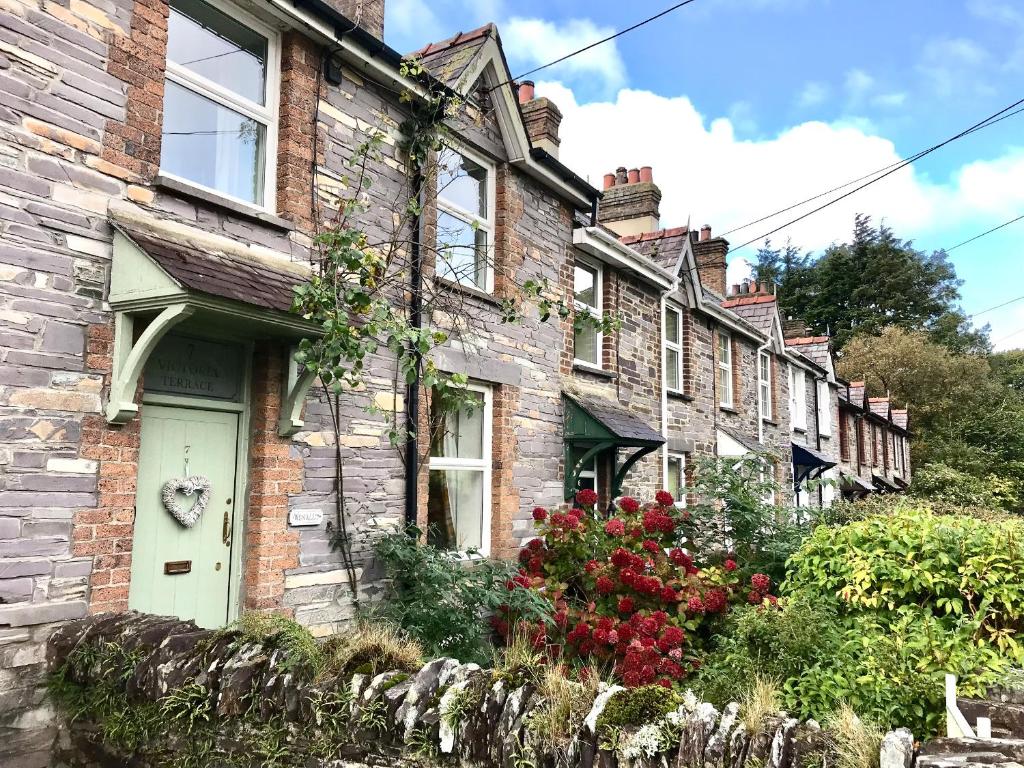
144, 335, 243, 400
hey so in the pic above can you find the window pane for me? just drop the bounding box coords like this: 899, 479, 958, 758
759, 354, 770, 381
718, 334, 730, 364
436, 210, 487, 289
168, 0, 267, 105
437, 147, 486, 218
574, 263, 598, 309
667, 457, 683, 500
430, 391, 484, 459
161, 80, 266, 204
574, 324, 599, 365
719, 365, 732, 405
666, 348, 680, 390
427, 469, 484, 551
664, 308, 679, 344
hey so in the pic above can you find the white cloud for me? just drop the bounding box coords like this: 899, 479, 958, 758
796, 81, 829, 108
844, 68, 875, 98
872, 91, 907, 108
918, 38, 995, 97
500, 17, 626, 95
535, 81, 1024, 258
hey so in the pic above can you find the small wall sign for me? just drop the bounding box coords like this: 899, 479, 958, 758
144, 334, 243, 400
288, 508, 323, 527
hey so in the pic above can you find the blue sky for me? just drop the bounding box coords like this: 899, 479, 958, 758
385, 0, 1024, 349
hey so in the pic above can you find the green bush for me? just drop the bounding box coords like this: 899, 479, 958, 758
783, 505, 1024, 734
819, 494, 1013, 527
370, 527, 552, 664
909, 462, 1019, 510
690, 597, 845, 713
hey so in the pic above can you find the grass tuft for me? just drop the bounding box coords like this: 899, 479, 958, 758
739, 675, 782, 735
826, 703, 884, 768
526, 664, 601, 756
321, 620, 423, 680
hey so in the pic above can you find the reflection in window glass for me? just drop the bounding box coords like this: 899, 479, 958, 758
574, 261, 601, 366
571, 446, 598, 492
161, 81, 266, 204
168, 0, 267, 104
667, 454, 685, 503
428, 469, 484, 551
437, 147, 486, 217
429, 391, 484, 460
435, 210, 487, 290
574, 264, 598, 308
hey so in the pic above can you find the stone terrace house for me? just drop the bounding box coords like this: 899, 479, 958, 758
837, 381, 911, 498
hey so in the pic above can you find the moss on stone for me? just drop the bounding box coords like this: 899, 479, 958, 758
596, 686, 683, 733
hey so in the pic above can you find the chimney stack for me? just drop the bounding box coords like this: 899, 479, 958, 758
518, 80, 564, 158
597, 164, 662, 237
693, 225, 729, 296
326, 0, 385, 40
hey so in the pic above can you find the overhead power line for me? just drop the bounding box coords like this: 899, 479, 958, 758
968, 293, 1024, 319
719, 104, 1024, 239
947, 213, 1024, 253
727, 95, 1024, 253
489, 0, 699, 92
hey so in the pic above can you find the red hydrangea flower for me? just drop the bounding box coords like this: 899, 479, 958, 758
687, 595, 705, 614
518, 548, 531, 563
617, 596, 634, 613
584, 559, 600, 574
723, 559, 738, 571
766, 594, 779, 606
748, 590, 763, 605
660, 586, 678, 602
704, 588, 727, 613
532, 507, 548, 522
669, 548, 692, 568
661, 626, 684, 645
596, 576, 615, 594
576, 488, 599, 507
528, 538, 543, 551
564, 513, 581, 530
619, 496, 640, 513
655, 490, 674, 507
751, 573, 771, 592
605, 518, 626, 536
642, 539, 660, 554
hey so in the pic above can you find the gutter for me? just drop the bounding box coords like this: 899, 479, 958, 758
573, 227, 676, 291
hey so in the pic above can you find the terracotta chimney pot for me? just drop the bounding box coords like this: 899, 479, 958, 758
627, 168, 640, 184
731, 283, 741, 296
639, 166, 653, 183
603, 173, 616, 190
700, 225, 712, 241
518, 80, 535, 104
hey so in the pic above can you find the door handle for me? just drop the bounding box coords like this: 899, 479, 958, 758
222, 510, 231, 547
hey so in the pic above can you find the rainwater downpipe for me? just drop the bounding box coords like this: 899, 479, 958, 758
404, 167, 424, 527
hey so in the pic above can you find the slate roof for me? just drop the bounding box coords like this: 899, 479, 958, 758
720, 294, 777, 335
620, 227, 689, 271
564, 391, 664, 445
848, 381, 866, 408
785, 337, 832, 370
117, 225, 305, 314
892, 409, 909, 430
408, 23, 495, 90
868, 397, 890, 418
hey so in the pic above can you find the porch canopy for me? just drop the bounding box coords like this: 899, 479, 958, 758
792, 442, 837, 492
839, 471, 874, 494
563, 392, 664, 501
872, 474, 900, 493
106, 213, 320, 436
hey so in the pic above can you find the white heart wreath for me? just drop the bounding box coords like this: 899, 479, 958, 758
161, 475, 212, 528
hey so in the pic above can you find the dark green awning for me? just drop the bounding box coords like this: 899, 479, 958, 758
792, 442, 837, 491
563, 392, 664, 500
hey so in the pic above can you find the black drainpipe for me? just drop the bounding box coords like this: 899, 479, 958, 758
404, 168, 424, 527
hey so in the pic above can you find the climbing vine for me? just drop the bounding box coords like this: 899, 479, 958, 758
291, 54, 619, 599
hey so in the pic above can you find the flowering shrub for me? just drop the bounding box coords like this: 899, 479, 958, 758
504, 491, 777, 688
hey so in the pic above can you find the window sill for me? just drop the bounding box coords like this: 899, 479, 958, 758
667, 390, 693, 402
761, 418, 779, 426
154, 173, 295, 232
573, 362, 616, 380
719, 405, 739, 414
435, 276, 503, 307
792, 426, 807, 434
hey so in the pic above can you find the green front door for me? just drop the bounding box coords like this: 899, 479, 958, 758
130, 404, 239, 628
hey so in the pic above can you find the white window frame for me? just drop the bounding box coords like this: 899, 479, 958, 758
427, 383, 493, 557
666, 452, 687, 506
663, 305, 683, 394
718, 331, 733, 408
817, 380, 832, 437
161, 0, 281, 211
435, 142, 496, 294
573, 254, 603, 370
758, 351, 772, 421
789, 365, 807, 432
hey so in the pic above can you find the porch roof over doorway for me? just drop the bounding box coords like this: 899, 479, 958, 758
104, 213, 321, 436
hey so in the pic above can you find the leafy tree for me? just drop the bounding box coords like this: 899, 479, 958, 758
991, 350, 1024, 392
765, 215, 988, 352
838, 327, 1024, 510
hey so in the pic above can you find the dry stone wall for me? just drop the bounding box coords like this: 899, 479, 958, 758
48, 612, 921, 768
